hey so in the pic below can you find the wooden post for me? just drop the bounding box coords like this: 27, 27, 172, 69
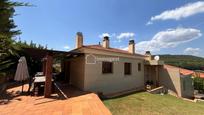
155, 66, 159, 87
42, 58, 46, 75
44, 53, 53, 98
61, 59, 64, 73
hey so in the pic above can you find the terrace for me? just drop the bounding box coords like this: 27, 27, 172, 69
0, 83, 111, 115
0, 48, 111, 115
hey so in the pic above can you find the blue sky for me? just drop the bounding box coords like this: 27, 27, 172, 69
14, 0, 204, 57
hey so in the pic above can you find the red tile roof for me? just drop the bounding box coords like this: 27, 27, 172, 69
164, 64, 194, 75
195, 72, 204, 78
164, 64, 204, 78
200, 73, 204, 78
83, 45, 145, 57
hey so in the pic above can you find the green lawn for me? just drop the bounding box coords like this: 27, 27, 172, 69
103, 92, 204, 115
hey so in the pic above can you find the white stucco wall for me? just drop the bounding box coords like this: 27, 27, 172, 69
84, 54, 145, 95
159, 66, 194, 98
69, 56, 85, 90
159, 66, 182, 96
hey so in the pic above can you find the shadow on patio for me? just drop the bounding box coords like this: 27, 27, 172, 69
0, 81, 90, 105
0, 82, 111, 115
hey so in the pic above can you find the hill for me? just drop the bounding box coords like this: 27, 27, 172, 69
158, 55, 204, 70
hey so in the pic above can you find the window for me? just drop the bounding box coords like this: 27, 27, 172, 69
138, 63, 141, 71
124, 63, 131, 75
102, 62, 113, 74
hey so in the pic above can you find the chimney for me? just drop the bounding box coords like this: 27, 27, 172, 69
76, 32, 83, 48
102, 36, 109, 48
128, 40, 135, 54
145, 51, 152, 60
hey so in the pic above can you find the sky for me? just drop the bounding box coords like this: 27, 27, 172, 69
13, 0, 204, 57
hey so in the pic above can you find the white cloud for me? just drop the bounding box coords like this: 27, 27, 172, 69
99, 33, 111, 38
116, 32, 135, 42
122, 47, 128, 51
99, 32, 135, 42
122, 27, 202, 54
117, 32, 135, 39
184, 47, 201, 56
63, 45, 70, 50
117, 45, 128, 50
147, 1, 204, 24
146, 21, 153, 26
137, 27, 201, 53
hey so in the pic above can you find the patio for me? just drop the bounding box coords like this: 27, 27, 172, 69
0, 84, 111, 115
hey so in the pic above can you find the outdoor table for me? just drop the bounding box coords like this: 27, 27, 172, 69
34, 76, 46, 83
33, 76, 54, 96
35, 72, 44, 77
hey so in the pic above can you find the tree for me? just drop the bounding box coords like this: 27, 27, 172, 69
0, 0, 28, 73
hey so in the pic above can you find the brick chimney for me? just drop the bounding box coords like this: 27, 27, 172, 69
76, 32, 83, 48
128, 40, 135, 54
102, 36, 109, 48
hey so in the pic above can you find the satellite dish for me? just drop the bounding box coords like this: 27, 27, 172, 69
154, 55, 160, 61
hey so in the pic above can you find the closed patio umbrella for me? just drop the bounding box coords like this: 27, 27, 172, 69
14, 56, 30, 92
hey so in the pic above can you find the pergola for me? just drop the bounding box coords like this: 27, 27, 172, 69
23, 48, 83, 97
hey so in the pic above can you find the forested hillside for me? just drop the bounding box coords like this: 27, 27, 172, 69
158, 55, 204, 70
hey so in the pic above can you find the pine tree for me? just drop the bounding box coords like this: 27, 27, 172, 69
0, 0, 28, 72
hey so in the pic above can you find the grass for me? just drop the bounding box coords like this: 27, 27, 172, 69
103, 92, 204, 115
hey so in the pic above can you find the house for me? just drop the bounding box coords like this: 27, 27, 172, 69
59, 32, 194, 98
160, 65, 194, 98
63, 32, 146, 95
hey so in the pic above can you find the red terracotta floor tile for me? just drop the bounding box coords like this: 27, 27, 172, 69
0, 84, 111, 115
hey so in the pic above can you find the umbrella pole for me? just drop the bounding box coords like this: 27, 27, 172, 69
22, 81, 24, 92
